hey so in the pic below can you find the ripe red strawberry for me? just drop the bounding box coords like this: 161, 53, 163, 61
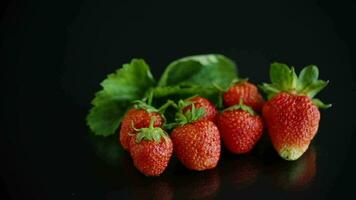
217, 101, 264, 154
171, 120, 221, 171
129, 118, 173, 176
260, 63, 331, 160
119, 103, 163, 151
182, 96, 217, 122
223, 81, 265, 112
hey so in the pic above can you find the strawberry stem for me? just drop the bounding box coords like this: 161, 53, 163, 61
148, 116, 156, 128
212, 82, 226, 92
147, 90, 154, 105
158, 100, 178, 114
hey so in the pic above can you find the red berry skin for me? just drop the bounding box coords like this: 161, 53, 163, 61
129, 136, 173, 176
217, 110, 263, 154
119, 109, 163, 151
171, 120, 221, 171
223, 82, 265, 112
183, 96, 218, 122
262, 93, 320, 160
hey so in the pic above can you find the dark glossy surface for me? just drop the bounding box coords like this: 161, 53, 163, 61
1, 0, 356, 199
92, 134, 320, 200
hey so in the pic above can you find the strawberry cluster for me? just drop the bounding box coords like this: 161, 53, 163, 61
87, 56, 330, 176
118, 62, 330, 176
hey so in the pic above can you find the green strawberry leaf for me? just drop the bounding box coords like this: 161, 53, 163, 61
158, 54, 238, 90
153, 85, 202, 97
86, 59, 156, 136
297, 65, 319, 92
152, 85, 217, 99
87, 96, 129, 137
158, 60, 204, 86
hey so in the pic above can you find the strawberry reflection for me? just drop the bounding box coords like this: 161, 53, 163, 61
109, 156, 174, 200
222, 154, 261, 189
174, 168, 220, 200
107, 177, 173, 200
132, 178, 173, 200
269, 146, 317, 190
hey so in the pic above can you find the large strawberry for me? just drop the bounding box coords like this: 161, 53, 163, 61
182, 96, 217, 122
260, 63, 331, 160
129, 117, 173, 176
223, 80, 265, 112
171, 104, 221, 171
217, 101, 264, 154
119, 101, 164, 151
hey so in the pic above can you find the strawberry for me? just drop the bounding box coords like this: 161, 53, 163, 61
129, 117, 173, 176
260, 63, 331, 160
217, 101, 264, 154
170, 98, 220, 171
171, 120, 220, 171
182, 96, 218, 122
223, 80, 265, 112
119, 101, 164, 151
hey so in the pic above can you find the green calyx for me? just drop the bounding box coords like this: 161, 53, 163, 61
224, 99, 255, 115
165, 99, 206, 129
134, 117, 167, 143
176, 99, 206, 125
259, 62, 331, 109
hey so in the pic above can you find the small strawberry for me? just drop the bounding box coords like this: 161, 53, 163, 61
182, 96, 218, 122
260, 63, 331, 160
119, 102, 163, 151
171, 120, 220, 171
170, 102, 220, 171
129, 117, 173, 176
223, 80, 265, 112
217, 100, 264, 154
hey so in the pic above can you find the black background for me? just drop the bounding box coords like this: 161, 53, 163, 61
1, 0, 356, 199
